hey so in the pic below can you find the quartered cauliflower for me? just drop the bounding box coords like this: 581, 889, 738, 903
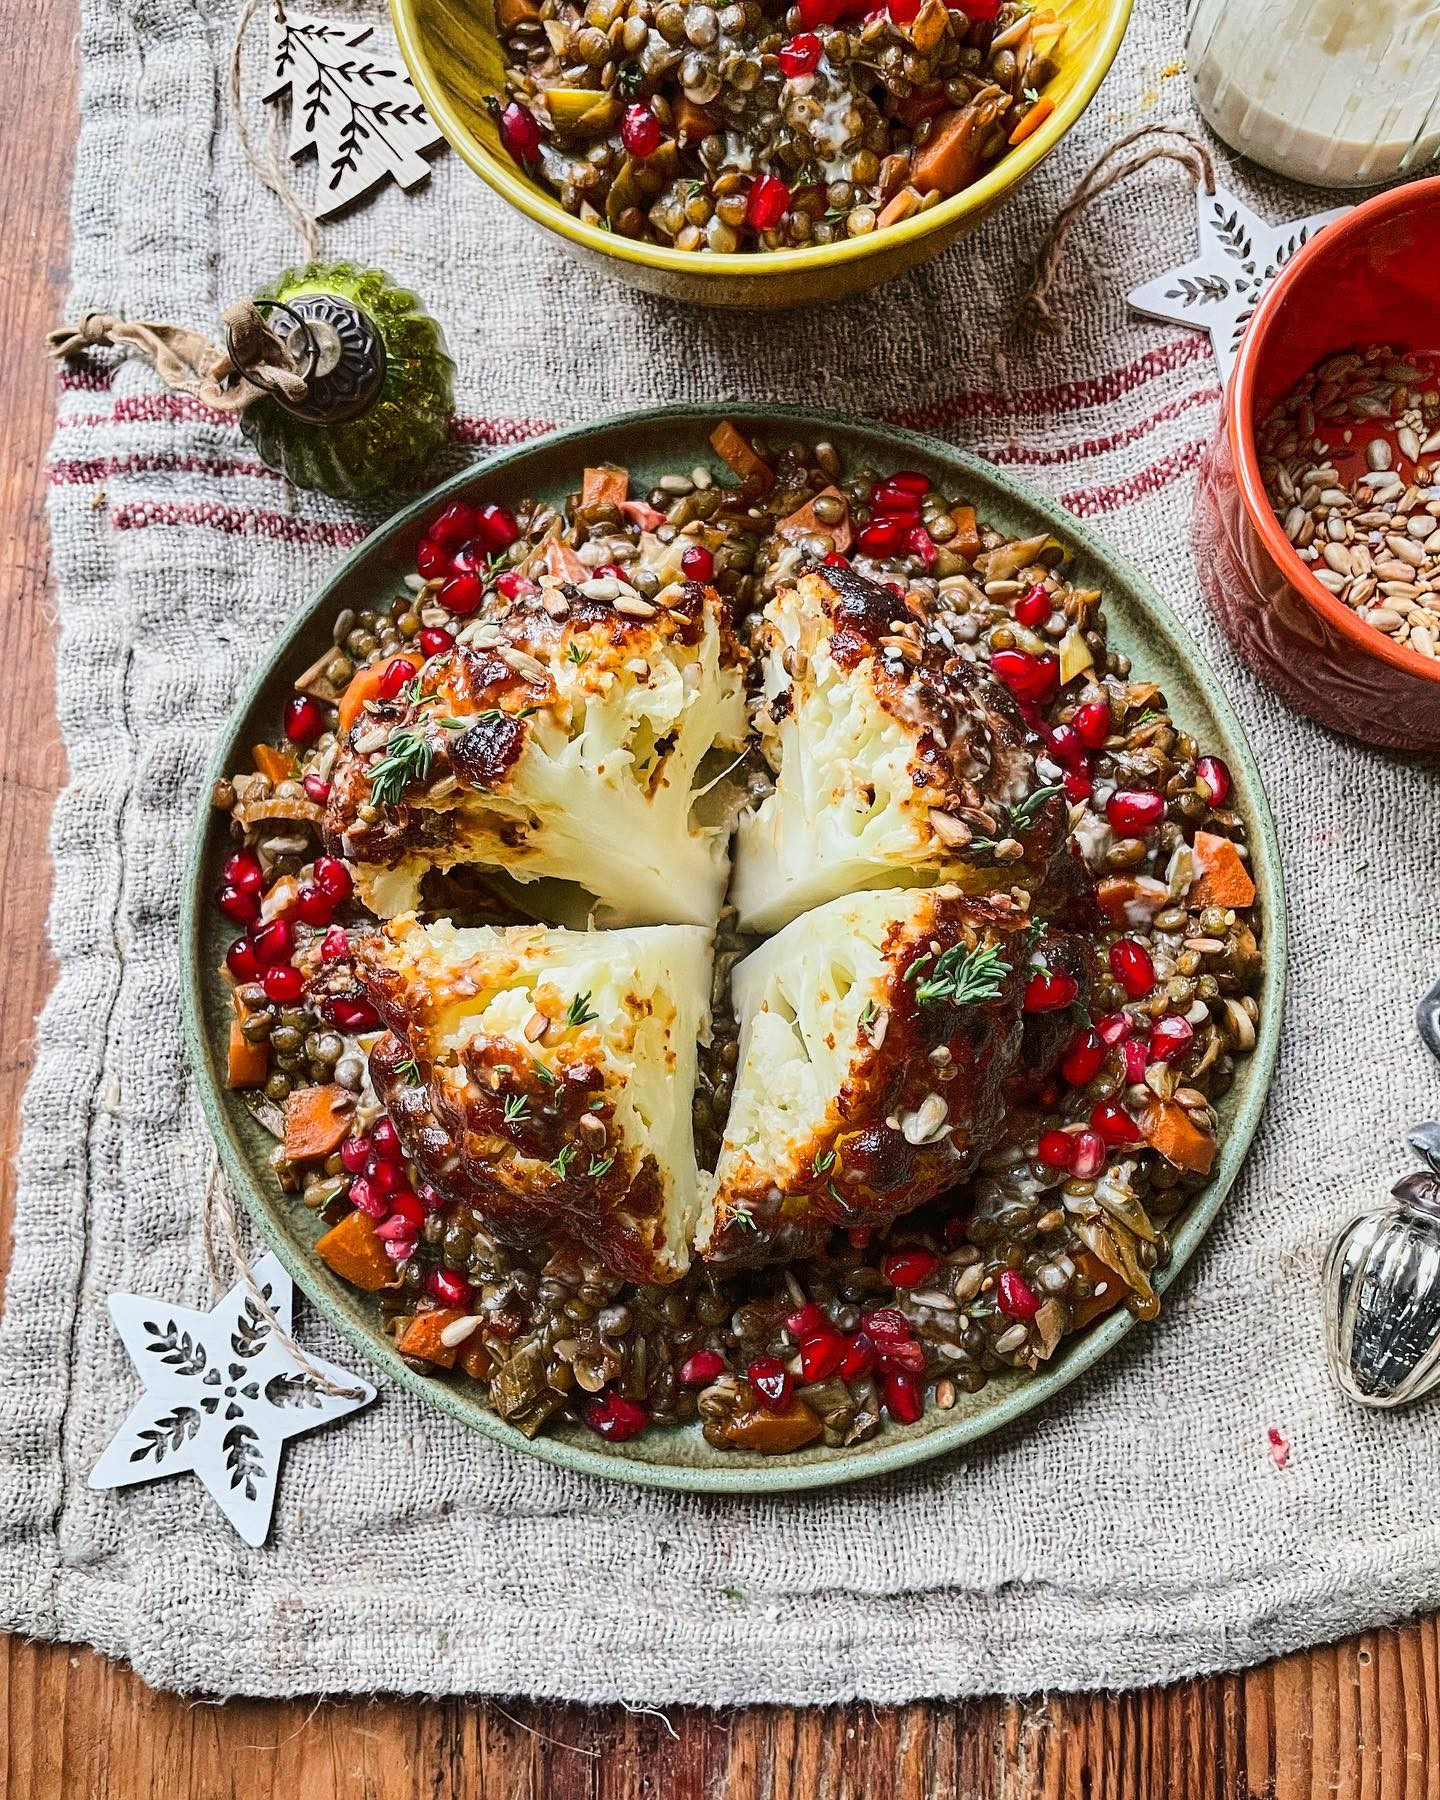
701, 884, 1031, 1267
357, 914, 712, 1285
325, 576, 747, 928
731, 565, 1068, 935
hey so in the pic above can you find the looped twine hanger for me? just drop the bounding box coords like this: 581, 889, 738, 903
1019, 123, 1218, 335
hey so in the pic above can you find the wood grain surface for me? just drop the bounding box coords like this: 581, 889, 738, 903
0, 4, 1432, 1795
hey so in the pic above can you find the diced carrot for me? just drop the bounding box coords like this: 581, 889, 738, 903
1096, 875, 1170, 928
542, 538, 590, 583
877, 186, 922, 230
581, 464, 629, 509
315, 1209, 394, 1291
397, 1307, 467, 1369
283, 1084, 356, 1161
619, 497, 666, 531
253, 743, 296, 784
1142, 1100, 1218, 1176
912, 105, 986, 198
893, 87, 948, 130
226, 1016, 268, 1089
908, 0, 948, 54
777, 485, 852, 554
1008, 94, 1055, 146
720, 1396, 823, 1453
709, 421, 774, 493
1189, 831, 1256, 910
1069, 1246, 1127, 1330
950, 505, 981, 562
459, 1332, 493, 1381
674, 97, 720, 142
337, 652, 422, 739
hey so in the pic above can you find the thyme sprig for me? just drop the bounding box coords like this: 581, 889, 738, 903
1010, 782, 1064, 830
368, 725, 434, 806
906, 938, 1012, 1009
563, 992, 599, 1030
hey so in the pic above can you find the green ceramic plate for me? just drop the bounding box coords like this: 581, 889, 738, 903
182, 406, 1287, 1494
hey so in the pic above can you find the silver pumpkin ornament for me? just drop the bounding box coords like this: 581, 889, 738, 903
1322, 977, 1440, 1409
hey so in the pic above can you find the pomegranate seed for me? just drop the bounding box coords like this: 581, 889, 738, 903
905, 526, 937, 567
1091, 1100, 1143, 1146
882, 1247, 940, 1288
839, 1330, 876, 1380
1061, 1027, 1106, 1086
796, 0, 836, 28
582, 1391, 649, 1441
427, 1266, 472, 1306
476, 502, 520, 550
856, 515, 906, 556
416, 538, 448, 578
881, 1368, 924, 1424
419, 626, 455, 657
325, 995, 380, 1033
1047, 722, 1087, 770
386, 1191, 426, 1232
1096, 1010, 1133, 1045
294, 884, 334, 927
1024, 970, 1079, 1012
498, 100, 544, 164
1063, 769, 1093, 803
428, 503, 475, 549
496, 570, 534, 601
1037, 1128, 1076, 1170
621, 101, 662, 157
680, 543, 715, 581
348, 1176, 386, 1218
383, 1236, 417, 1263
1196, 755, 1231, 808
225, 938, 260, 982
823, 551, 851, 568
283, 694, 324, 745
1109, 938, 1155, 999
262, 964, 304, 1004
303, 773, 332, 805
417, 1183, 446, 1213
887, 469, 931, 495
747, 1356, 794, 1411
450, 537, 491, 577
440, 573, 484, 616
1106, 789, 1165, 834
374, 1215, 416, 1244
990, 648, 1059, 705
593, 563, 628, 583
997, 1269, 1039, 1320
679, 1349, 725, 1386
340, 1135, 371, 1174
377, 656, 415, 700
1072, 699, 1111, 748
224, 849, 265, 893
1150, 1014, 1195, 1062
251, 918, 294, 966
320, 925, 350, 962
368, 1157, 405, 1196
887, 0, 921, 20
1122, 1037, 1149, 1083
785, 1302, 827, 1339
746, 173, 791, 232
799, 1331, 847, 1382
372, 1117, 400, 1158
778, 30, 822, 75
215, 884, 261, 926
1071, 1130, 1107, 1179
313, 855, 353, 903
1014, 583, 1050, 628
861, 1307, 911, 1344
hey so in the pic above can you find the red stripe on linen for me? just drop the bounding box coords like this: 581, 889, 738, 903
109, 499, 368, 548
1059, 439, 1208, 517
978, 387, 1222, 468
50, 452, 282, 486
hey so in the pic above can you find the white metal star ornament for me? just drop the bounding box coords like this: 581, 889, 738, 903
1127, 184, 1352, 386
89, 1252, 375, 1546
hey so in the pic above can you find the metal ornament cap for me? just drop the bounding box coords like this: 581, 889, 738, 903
243, 294, 389, 426
1323, 1170, 1440, 1410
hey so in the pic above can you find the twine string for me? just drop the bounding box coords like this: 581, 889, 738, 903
229, 0, 320, 263
202, 1151, 369, 1401
1020, 124, 1218, 334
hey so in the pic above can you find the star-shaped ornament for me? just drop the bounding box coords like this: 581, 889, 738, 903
1128, 184, 1352, 385
89, 1252, 375, 1546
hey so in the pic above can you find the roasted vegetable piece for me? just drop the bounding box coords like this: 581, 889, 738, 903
283, 1084, 355, 1160
315, 1209, 394, 1291
1189, 832, 1256, 910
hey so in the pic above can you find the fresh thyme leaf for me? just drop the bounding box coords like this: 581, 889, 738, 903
402, 674, 432, 708
858, 999, 877, 1031
587, 1154, 615, 1178
912, 938, 1012, 1008
827, 1180, 852, 1213
439, 717, 468, 730
502, 1093, 530, 1125
566, 642, 591, 666
368, 726, 433, 807
473, 705, 538, 725
394, 1055, 423, 1085
903, 950, 933, 983
1023, 84, 1039, 102
550, 1142, 578, 1178
1010, 782, 1064, 830
563, 991, 599, 1029
812, 1148, 836, 1175
731, 1205, 759, 1233
532, 1058, 557, 1085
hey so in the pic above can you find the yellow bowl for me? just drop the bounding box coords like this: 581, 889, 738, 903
390, 0, 1133, 308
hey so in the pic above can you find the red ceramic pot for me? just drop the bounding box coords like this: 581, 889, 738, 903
1194, 177, 1440, 750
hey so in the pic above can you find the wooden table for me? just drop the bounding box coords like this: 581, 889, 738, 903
4, 9, 1437, 1796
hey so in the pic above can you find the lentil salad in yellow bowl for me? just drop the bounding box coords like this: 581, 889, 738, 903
388, 0, 1131, 307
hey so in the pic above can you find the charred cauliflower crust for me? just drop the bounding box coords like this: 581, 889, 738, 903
358, 915, 712, 1285
702, 885, 1031, 1267
732, 565, 1069, 934
326, 578, 748, 928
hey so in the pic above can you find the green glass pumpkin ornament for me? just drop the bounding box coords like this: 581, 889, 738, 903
232, 261, 454, 500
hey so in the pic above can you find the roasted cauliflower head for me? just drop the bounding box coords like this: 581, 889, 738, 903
701, 884, 1031, 1267
326, 577, 747, 928
357, 914, 712, 1285
731, 565, 1067, 935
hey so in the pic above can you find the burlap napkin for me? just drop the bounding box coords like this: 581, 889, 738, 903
3, 0, 1437, 1701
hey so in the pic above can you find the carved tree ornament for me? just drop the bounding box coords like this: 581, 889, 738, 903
89, 1252, 375, 1545
262, 2, 446, 219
